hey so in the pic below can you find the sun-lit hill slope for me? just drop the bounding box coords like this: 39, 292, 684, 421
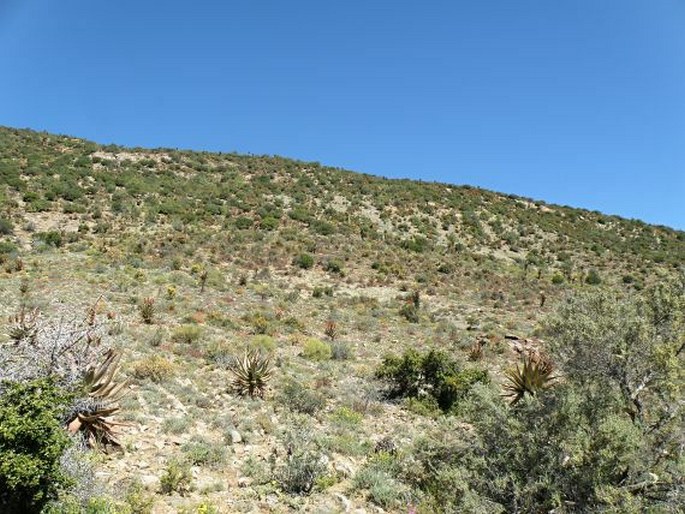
1, 126, 684, 512
0, 126, 682, 291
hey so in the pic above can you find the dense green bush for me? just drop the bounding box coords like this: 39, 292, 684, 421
0, 241, 18, 255
35, 231, 63, 248
293, 253, 314, 269
585, 268, 602, 285
0, 379, 73, 512
0, 217, 13, 235
323, 259, 343, 274
302, 338, 332, 361
376, 349, 488, 412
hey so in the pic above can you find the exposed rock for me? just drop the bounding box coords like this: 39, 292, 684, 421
230, 429, 243, 444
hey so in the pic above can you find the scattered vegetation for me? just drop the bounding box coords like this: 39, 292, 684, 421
0, 127, 682, 512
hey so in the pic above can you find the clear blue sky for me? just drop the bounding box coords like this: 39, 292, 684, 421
1, 1, 684, 229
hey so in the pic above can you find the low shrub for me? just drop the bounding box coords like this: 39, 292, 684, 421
171, 324, 202, 344
249, 335, 276, 353
376, 349, 488, 412
302, 338, 332, 361
159, 459, 193, 496
131, 355, 175, 383
293, 253, 314, 269
0, 217, 13, 235
279, 379, 326, 415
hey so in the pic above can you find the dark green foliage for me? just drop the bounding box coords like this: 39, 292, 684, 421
310, 219, 334, 235
35, 231, 63, 248
0, 241, 17, 255
400, 236, 428, 253
0, 379, 73, 513
323, 259, 343, 274
551, 272, 564, 284
1, 126, 684, 284
293, 253, 314, 269
234, 216, 253, 229
585, 268, 602, 285
260, 216, 279, 231
376, 349, 488, 412
0, 217, 13, 235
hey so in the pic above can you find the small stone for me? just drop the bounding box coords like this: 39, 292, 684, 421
336, 493, 352, 512
140, 474, 159, 488
230, 430, 242, 444
237, 476, 252, 488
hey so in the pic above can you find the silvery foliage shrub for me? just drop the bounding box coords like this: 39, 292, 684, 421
277, 417, 327, 495
0, 305, 109, 392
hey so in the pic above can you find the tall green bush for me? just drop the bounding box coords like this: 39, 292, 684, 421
0, 379, 73, 512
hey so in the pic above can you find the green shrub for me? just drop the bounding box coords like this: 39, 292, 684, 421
551, 272, 564, 285
171, 324, 202, 345
278, 447, 326, 495
311, 220, 334, 235
181, 438, 227, 467
279, 379, 326, 415
352, 466, 409, 510
234, 216, 252, 229
312, 286, 333, 298
249, 335, 276, 352
0, 217, 13, 235
293, 253, 314, 269
302, 338, 332, 361
260, 216, 279, 231
159, 459, 193, 495
0, 241, 17, 255
35, 231, 63, 248
409, 279, 685, 512
323, 259, 343, 274
123, 480, 154, 514
585, 268, 602, 285
376, 349, 488, 412
0, 379, 73, 512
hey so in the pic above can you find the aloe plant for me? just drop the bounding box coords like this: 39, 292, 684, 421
66, 349, 128, 449
503, 356, 556, 404
229, 349, 272, 398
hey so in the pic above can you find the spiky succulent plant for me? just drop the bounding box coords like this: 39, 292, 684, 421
229, 349, 272, 398
7, 306, 40, 343
66, 349, 128, 450
503, 356, 556, 404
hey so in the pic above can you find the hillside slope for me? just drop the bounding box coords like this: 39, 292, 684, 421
0, 127, 683, 513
